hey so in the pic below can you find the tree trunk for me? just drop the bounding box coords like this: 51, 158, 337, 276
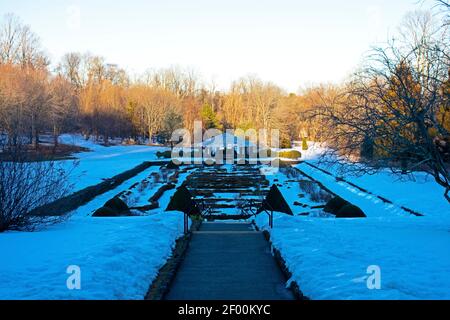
31, 114, 38, 150
148, 127, 153, 145
53, 124, 59, 148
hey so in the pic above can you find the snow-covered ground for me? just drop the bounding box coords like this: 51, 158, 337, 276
296, 142, 450, 219
0, 137, 188, 300
1, 137, 448, 300
0, 163, 189, 299
253, 143, 450, 300
256, 213, 450, 300
0, 213, 185, 299
59, 134, 168, 192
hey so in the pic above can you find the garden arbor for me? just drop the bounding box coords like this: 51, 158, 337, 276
166, 184, 293, 233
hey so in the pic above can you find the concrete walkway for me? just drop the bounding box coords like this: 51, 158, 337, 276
165, 222, 294, 300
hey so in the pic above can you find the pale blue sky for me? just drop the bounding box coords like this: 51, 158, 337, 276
0, 0, 433, 92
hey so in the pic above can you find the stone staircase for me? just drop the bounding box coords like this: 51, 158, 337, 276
184, 164, 270, 218
164, 222, 295, 300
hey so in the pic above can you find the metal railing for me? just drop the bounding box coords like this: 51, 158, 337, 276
196, 198, 214, 217
238, 198, 261, 217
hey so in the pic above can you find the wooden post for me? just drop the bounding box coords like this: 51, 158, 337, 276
184, 213, 189, 234
269, 211, 273, 229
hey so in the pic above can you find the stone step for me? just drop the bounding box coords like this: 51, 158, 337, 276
192, 190, 268, 197
164, 222, 295, 300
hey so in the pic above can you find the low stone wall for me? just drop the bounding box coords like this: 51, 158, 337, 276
302, 162, 423, 216
31, 160, 170, 217
145, 220, 202, 300
254, 223, 309, 300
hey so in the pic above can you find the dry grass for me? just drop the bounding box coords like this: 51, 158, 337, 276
298, 180, 333, 203
0, 143, 89, 162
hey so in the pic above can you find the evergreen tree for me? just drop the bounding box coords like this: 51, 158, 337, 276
360, 135, 374, 160
302, 137, 309, 151
201, 103, 220, 129
280, 135, 291, 149
160, 110, 183, 144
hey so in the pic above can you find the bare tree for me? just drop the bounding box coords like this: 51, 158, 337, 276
222, 81, 245, 128
57, 52, 84, 89
0, 141, 73, 232
49, 75, 78, 146
144, 66, 200, 99
128, 86, 179, 143
0, 14, 48, 68
319, 19, 450, 201
23, 67, 50, 149
0, 14, 21, 64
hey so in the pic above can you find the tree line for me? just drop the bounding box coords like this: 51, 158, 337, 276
0, 2, 449, 200
0, 13, 322, 149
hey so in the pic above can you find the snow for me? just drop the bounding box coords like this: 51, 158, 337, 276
256, 213, 450, 300
252, 142, 450, 300
1, 136, 449, 300
70, 166, 161, 217
0, 139, 191, 299
295, 142, 450, 220
149, 169, 195, 213
297, 163, 411, 218
58, 134, 168, 191
265, 167, 332, 216
0, 212, 185, 299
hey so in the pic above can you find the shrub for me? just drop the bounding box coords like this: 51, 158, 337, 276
280, 136, 292, 149
277, 150, 302, 159
104, 196, 129, 212
92, 206, 119, 217
324, 196, 349, 214
360, 135, 374, 160
281, 166, 301, 178
166, 185, 201, 215
0, 145, 72, 232
93, 196, 131, 217
298, 180, 316, 194
336, 204, 366, 218
302, 137, 309, 151
258, 149, 273, 158
259, 184, 293, 215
